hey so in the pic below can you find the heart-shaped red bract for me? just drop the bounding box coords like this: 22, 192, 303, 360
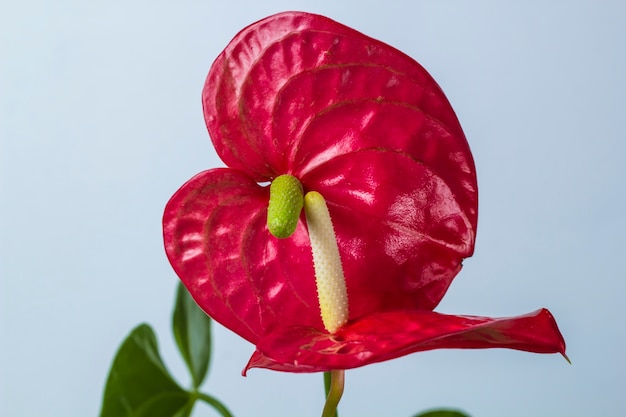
163, 11, 566, 374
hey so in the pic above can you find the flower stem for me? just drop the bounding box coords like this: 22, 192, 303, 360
196, 391, 235, 417
321, 370, 344, 417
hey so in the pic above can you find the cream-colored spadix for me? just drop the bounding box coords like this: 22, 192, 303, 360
304, 191, 349, 334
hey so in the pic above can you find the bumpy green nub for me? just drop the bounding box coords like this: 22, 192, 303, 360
267, 175, 304, 239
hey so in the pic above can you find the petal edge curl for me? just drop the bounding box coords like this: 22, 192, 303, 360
243, 308, 566, 374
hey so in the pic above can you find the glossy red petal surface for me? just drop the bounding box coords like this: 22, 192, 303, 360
200, 11, 476, 321
204, 12, 474, 197
244, 308, 566, 374
163, 169, 323, 343
289, 98, 477, 229
166, 12, 566, 375
203, 12, 354, 180
301, 148, 473, 314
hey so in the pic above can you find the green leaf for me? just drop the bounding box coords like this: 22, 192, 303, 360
413, 410, 471, 417
172, 282, 213, 388
99, 324, 192, 417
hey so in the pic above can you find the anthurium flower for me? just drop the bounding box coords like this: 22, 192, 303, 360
163, 11, 566, 374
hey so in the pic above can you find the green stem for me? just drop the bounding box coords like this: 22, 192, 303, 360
321, 370, 344, 417
196, 391, 235, 417
323, 371, 332, 398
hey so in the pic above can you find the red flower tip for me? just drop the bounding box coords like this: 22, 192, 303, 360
163, 11, 566, 374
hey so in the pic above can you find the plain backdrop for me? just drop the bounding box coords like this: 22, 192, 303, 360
1, 1, 625, 416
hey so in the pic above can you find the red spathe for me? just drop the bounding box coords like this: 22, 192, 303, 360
163, 11, 566, 373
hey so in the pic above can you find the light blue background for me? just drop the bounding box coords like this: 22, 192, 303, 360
2, 1, 624, 416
